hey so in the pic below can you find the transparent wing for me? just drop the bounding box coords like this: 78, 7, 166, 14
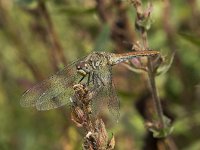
20, 60, 83, 110
91, 65, 120, 120
36, 87, 74, 110
107, 69, 120, 120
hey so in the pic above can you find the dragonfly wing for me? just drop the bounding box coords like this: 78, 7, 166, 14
20, 60, 82, 110
107, 76, 120, 120
91, 65, 120, 120
36, 87, 74, 110
106, 66, 120, 120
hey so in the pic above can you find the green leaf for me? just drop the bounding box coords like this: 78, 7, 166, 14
179, 32, 200, 47
150, 126, 174, 138
122, 63, 147, 74
156, 52, 175, 76
149, 116, 174, 138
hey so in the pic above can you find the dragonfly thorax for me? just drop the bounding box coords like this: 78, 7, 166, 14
76, 52, 108, 76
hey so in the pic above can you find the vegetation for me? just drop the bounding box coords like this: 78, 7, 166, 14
0, 0, 200, 149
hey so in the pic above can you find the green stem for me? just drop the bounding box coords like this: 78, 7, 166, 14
142, 31, 165, 128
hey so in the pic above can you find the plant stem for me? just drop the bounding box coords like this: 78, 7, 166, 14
143, 20, 164, 130
133, 0, 165, 128
147, 56, 165, 128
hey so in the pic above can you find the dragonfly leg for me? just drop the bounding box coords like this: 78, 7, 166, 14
79, 76, 85, 83
96, 74, 105, 86
90, 73, 100, 91
92, 72, 95, 85
87, 72, 91, 86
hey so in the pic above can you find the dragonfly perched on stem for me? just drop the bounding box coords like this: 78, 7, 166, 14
20, 50, 159, 119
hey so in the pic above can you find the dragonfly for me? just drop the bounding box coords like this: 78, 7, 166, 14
20, 50, 159, 119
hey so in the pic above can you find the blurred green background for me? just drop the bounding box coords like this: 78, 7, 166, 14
0, 0, 200, 150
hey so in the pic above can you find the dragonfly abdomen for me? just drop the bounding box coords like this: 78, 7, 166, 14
109, 50, 159, 65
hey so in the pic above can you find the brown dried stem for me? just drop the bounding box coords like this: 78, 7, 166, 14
71, 84, 115, 150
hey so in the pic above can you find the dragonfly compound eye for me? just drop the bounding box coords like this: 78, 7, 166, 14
76, 62, 91, 76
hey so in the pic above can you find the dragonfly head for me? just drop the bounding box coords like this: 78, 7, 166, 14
76, 61, 92, 76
